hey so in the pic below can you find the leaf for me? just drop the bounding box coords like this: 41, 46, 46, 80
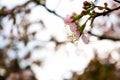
79, 22, 87, 35
73, 14, 83, 20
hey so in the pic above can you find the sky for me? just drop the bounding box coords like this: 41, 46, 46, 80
0, 0, 120, 80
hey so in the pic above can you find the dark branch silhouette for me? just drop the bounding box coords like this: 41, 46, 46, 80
96, 6, 120, 17
113, 0, 120, 3
88, 31, 120, 41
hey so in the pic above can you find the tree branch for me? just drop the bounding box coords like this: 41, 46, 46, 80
0, 0, 63, 20
40, 4, 63, 19
0, 1, 32, 17
1, 0, 120, 42
96, 6, 120, 17
113, 0, 120, 3
89, 4, 120, 41
88, 31, 120, 41
32, 0, 63, 19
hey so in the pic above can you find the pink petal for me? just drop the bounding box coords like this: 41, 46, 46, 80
81, 34, 89, 44
75, 31, 80, 40
63, 16, 73, 24
69, 23, 77, 32
71, 12, 77, 16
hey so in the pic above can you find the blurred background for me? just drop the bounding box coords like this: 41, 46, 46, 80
0, 0, 120, 80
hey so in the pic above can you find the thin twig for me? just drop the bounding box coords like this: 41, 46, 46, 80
113, 0, 120, 3
40, 4, 63, 19
88, 31, 120, 41
96, 6, 120, 17
0, 1, 32, 17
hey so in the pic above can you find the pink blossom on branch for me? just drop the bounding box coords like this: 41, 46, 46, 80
64, 12, 89, 44
64, 14, 79, 43
63, 14, 78, 32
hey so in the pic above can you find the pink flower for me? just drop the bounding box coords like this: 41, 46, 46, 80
64, 13, 85, 43
64, 14, 78, 33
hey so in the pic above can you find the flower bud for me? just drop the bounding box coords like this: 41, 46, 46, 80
83, 1, 90, 6
104, 2, 108, 8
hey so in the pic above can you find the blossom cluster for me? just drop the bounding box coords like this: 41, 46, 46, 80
63, 13, 88, 44
63, 1, 91, 44
63, 1, 110, 44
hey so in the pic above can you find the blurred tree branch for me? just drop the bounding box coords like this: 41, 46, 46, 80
113, 0, 120, 3
40, 4, 63, 19
32, 0, 63, 19
0, 0, 63, 19
95, 6, 120, 17
88, 31, 120, 41
0, 1, 32, 17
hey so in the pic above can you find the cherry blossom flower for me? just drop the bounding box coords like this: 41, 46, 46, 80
64, 13, 81, 43
64, 14, 78, 32
64, 13, 89, 44
69, 31, 80, 44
